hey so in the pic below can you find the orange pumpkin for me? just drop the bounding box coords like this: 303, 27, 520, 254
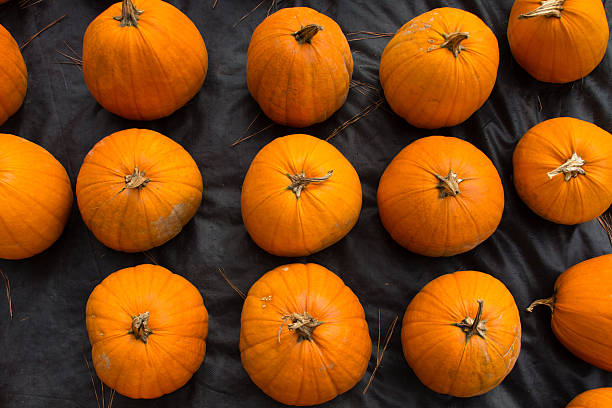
240, 263, 371, 406
513, 117, 612, 225
402, 270, 521, 397
527, 254, 612, 371
567, 388, 612, 407
247, 7, 353, 127
0, 24, 27, 126
76, 128, 202, 252
379, 8, 499, 129
377, 136, 504, 257
241, 134, 361, 257
86, 264, 208, 399
82, 0, 208, 120
507, 0, 609, 83
0, 134, 72, 259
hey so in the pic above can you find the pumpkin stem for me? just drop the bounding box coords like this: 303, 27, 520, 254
113, 0, 144, 27
286, 170, 333, 199
278, 312, 323, 343
452, 299, 487, 342
292, 24, 324, 44
439, 32, 469, 58
129, 311, 153, 343
519, 0, 564, 19
435, 170, 463, 198
547, 152, 586, 181
124, 167, 151, 190
526, 296, 555, 313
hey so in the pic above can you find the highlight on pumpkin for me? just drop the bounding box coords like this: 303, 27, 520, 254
76, 128, 203, 252
85, 264, 209, 399
0, 24, 27, 126
239, 263, 371, 406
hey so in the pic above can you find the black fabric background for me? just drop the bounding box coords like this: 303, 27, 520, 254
0, 0, 611, 407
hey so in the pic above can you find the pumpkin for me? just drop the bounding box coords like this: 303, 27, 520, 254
402, 270, 521, 397
377, 136, 504, 257
82, 0, 208, 120
241, 134, 361, 257
0, 134, 72, 259
76, 128, 202, 252
567, 388, 612, 407
507, 0, 609, 83
86, 264, 208, 399
240, 263, 371, 406
247, 7, 353, 128
513, 117, 612, 225
0, 24, 27, 126
527, 254, 612, 371
379, 8, 499, 129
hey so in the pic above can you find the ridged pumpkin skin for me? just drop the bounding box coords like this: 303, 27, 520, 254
86, 264, 208, 399
0, 24, 27, 126
380, 8, 499, 129
240, 263, 371, 406
241, 134, 362, 257
513, 117, 612, 225
567, 388, 612, 407
0, 134, 72, 259
82, 0, 208, 120
247, 7, 353, 127
528, 254, 612, 371
377, 136, 504, 257
507, 0, 609, 83
402, 270, 521, 397
76, 129, 202, 252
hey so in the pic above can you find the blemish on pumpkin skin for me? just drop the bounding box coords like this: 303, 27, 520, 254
99, 352, 111, 371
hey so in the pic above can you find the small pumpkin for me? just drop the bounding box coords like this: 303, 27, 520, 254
567, 388, 612, 407
0, 134, 72, 259
527, 254, 612, 371
241, 134, 361, 257
76, 128, 202, 252
240, 263, 371, 406
507, 0, 609, 83
247, 7, 353, 127
82, 0, 208, 120
86, 264, 208, 399
377, 136, 504, 257
513, 117, 612, 225
402, 270, 521, 397
379, 8, 499, 129
0, 24, 27, 126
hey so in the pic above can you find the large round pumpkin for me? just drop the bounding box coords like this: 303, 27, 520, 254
0, 134, 72, 259
86, 264, 208, 399
82, 0, 208, 120
76, 128, 203, 252
241, 134, 361, 257
567, 388, 612, 407
240, 263, 371, 406
507, 0, 609, 83
402, 270, 521, 397
379, 8, 499, 129
527, 254, 612, 371
513, 117, 612, 225
247, 7, 353, 128
377, 136, 504, 257
0, 24, 27, 126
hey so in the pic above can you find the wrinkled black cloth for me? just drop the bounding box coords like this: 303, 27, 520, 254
1, 0, 611, 407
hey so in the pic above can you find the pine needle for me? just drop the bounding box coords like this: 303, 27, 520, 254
82, 350, 101, 408
363, 313, 398, 394
217, 267, 246, 299
56, 41, 82, 69
142, 251, 159, 265
598, 208, 612, 246
212, 0, 219, 8
0, 268, 12, 319
20, 14, 67, 51
346, 31, 393, 42
326, 98, 384, 141
18, 0, 44, 8
232, 123, 274, 147
233, 0, 266, 28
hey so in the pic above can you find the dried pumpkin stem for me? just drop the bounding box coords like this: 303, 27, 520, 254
435, 170, 463, 198
113, 0, 144, 27
547, 152, 585, 181
124, 167, 150, 190
278, 312, 323, 343
292, 24, 323, 44
519, 0, 565, 19
439, 32, 469, 58
286, 170, 333, 199
130, 311, 153, 343
452, 299, 487, 342
526, 296, 555, 313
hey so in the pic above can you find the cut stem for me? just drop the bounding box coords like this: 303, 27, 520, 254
435, 170, 463, 198
113, 0, 144, 27
440, 32, 469, 58
279, 312, 323, 342
547, 152, 585, 181
286, 170, 333, 199
130, 311, 153, 343
292, 24, 323, 44
124, 167, 150, 190
526, 296, 555, 313
519, 0, 564, 19
452, 299, 487, 342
